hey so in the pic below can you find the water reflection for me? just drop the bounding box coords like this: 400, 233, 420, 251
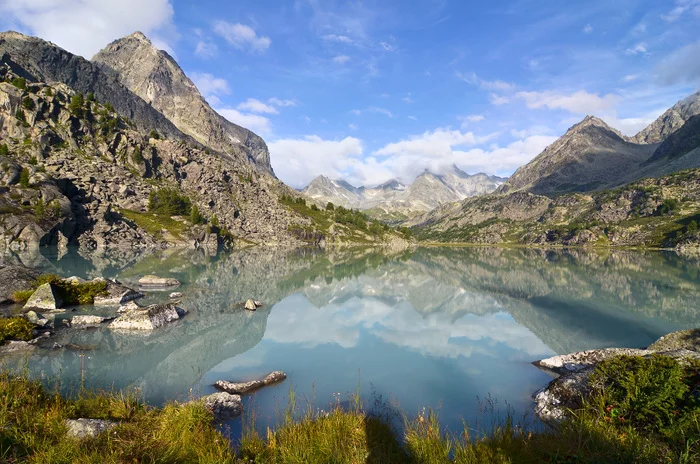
4, 246, 699, 432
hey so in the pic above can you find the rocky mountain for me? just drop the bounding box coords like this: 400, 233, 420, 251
0, 32, 407, 257
92, 32, 272, 174
498, 116, 657, 196
413, 168, 700, 250
632, 91, 700, 144
302, 165, 506, 221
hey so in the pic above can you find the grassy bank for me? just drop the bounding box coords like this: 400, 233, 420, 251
1, 354, 698, 463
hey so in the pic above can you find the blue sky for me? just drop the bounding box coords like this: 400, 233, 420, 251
1, 0, 699, 187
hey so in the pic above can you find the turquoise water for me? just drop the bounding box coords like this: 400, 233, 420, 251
5, 246, 700, 435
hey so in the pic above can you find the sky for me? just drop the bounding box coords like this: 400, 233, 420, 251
1, 0, 699, 188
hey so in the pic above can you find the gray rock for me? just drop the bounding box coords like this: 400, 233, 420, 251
23, 283, 62, 311
169, 292, 183, 299
25, 310, 49, 328
0, 340, 35, 353
138, 275, 181, 288
244, 299, 256, 311
215, 371, 286, 395
71, 315, 109, 328
117, 300, 142, 313
533, 348, 652, 376
647, 329, 700, 352
0, 264, 38, 305
92, 279, 144, 306
201, 392, 243, 422
109, 303, 184, 331
65, 418, 117, 439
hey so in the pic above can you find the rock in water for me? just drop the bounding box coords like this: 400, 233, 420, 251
93, 279, 144, 306
109, 303, 185, 331
65, 419, 117, 439
23, 283, 62, 311
244, 299, 256, 311
0, 264, 38, 305
647, 329, 700, 352
71, 315, 109, 328
25, 310, 49, 328
169, 292, 183, 299
533, 348, 652, 376
138, 275, 181, 288
215, 371, 287, 395
201, 392, 243, 422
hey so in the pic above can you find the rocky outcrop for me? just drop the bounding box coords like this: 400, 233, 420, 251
23, 283, 61, 311
138, 275, 180, 289
532, 329, 700, 422
93, 279, 143, 306
0, 264, 37, 304
109, 303, 185, 331
71, 315, 110, 328
92, 32, 273, 174
214, 371, 286, 395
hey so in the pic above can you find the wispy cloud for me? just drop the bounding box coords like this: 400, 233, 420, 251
661, 0, 700, 22
625, 42, 648, 56
583, 24, 593, 34
237, 98, 279, 114
322, 34, 355, 44
515, 90, 621, 114
456, 72, 514, 91
213, 21, 271, 52
333, 55, 351, 64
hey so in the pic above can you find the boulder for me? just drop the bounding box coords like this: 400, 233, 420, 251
23, 283, 62, 311
25, 310, 49, 328
244, 299, 256, 311
117, 300, 142, 313
71, 315, 110, 328
138, 275, 180, 288
92, 279, 144, 306
65, 419, 117, 439
0, 264, 38, 305
201, 392, 243, 422
647, 329, 700, 352
169, 292, 183, 299
215, 371, 286, 395
533, 348, 651, 376
109, 303, 186, 331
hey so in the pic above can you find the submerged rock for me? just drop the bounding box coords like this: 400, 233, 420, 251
214, 371, 286, 395
65, 418, 117, 439
169, 292, 183, 299
138, 275, 181, 288
93, 279, 144, 306
25, 310, 50, 328
109, 303, 186, 331
23, 283, 62, 311
201, 392, 243, 422
0, 340, 35, 353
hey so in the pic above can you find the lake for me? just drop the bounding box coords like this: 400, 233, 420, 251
4, 246, 700, 436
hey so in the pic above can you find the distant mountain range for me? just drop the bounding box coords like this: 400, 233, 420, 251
302, 166, 506, 221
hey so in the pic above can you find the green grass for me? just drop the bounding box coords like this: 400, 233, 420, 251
119, 208, 188, 240
0, 372, 234, 463
0, 318, 34, 344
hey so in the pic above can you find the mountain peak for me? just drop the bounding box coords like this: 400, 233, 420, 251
124, 31, 151, 43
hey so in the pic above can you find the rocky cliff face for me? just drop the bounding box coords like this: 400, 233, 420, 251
0, 31, 188, 143
632, 91, 700, 144
92, 32, 272, 174
498, 116, 656, 196
302, 165, 505, 220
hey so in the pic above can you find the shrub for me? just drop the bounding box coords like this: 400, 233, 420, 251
21, 96, 35, 110
86, 92, 96, 102
0, 317, 34, 344
15, 108, 26, 123
11, 77, 26, 90
0, 144, 8, 156
210, 214, 219, 228
149, 129, 161, 140
687, 220, 698, 235
190, 204, 203, 225
45, 88, 53, 97
28, 156, 37, 165
34, 197, 46, 219
148, 187, 192, 216
326, 202, 335, 211
656, 198, 680, 216
69, 93, 84, 117
12, 274, 108, 306
131, 146, 144, 164
19, 168, 30, 188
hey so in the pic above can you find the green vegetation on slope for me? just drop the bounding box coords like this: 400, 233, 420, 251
118, 208, 188, 241
0, 317, 34, 344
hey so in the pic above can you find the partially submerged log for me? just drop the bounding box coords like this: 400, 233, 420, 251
214, 371, 286, 395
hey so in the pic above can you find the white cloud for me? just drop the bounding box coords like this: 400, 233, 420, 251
402, 93, 414, 104
583, 24, 593, 34
661, 0, 700, 22
489, 94, 510, 105
216, 108, 272, 135
237, 98, 279, 114
456, 72, 514, 91
321, 34, 354, 44
625, 42, 648, 56
195, 39, 218, 59
350, 109, 362, 116
268, 98, 297, 107
190, 72, 230, 103
333, 55, 351, 64
269, 136, 364, 188
0, 0, 177, 58
622, 74, 639, 82
380, 41, 395, 52
367, 107, 393, 117
213, 21, 271, 52
515, 90, 621, 114
407, 115, 417, 120
349, 123, 358, 130
655, 40, 700, 85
